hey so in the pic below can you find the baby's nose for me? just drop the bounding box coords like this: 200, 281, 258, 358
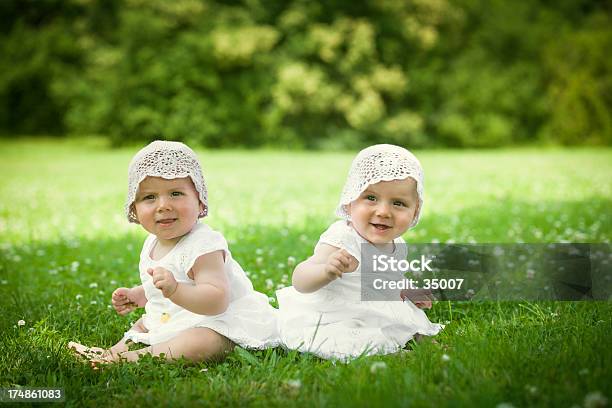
376, 202, 391, 217
157, 196, 172, 210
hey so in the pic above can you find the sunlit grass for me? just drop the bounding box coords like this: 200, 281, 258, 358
1, 138, 611, 407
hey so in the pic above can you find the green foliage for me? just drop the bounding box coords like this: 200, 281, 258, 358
0, 0, 611, 147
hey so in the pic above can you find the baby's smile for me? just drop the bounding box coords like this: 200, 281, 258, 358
371, 223, 391, 230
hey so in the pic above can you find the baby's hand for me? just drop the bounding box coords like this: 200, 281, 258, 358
324, 249, 358, 281
147, 267, 178, 298
111, 287, 137, 316
401, 288, 433, 309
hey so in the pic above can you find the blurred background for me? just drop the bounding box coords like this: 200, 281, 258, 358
1, 0, 611, 149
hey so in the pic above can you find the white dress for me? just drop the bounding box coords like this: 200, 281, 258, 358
124, 223, 279, 349
276, 220, 443, 360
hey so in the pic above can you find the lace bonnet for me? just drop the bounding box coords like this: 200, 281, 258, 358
336, 144, 424, 228
125, 140, 208, 223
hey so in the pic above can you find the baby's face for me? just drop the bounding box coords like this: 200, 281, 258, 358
133, 176, 203, 245
348, 178, 419, 245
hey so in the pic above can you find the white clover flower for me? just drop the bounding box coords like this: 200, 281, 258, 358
441, 354, 451, 362
90, 300, 97, 305
17, 320, 25, 326
584, 391, 608, 408
370, 361, 387, 374
70, 261, 80, 272
256, 257, 264, 266
89, 282, 98, 288
75, 294, 83, 300
277, 263, 286, 269
110, 280, 117, 285
265, 279, 274, 290
495, 403, 515, 408
256, 248, 264, 255
268, 297, 276, 304
200, 368, 208, 373
285, 379, 301, 389
287, 256, 296, 266
0, 280, 7, 285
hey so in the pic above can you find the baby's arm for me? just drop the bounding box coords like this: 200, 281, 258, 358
292, 244, 358, 293
111, 285, 147, 315
148, 250, 229, 315
400, 288, 433, 309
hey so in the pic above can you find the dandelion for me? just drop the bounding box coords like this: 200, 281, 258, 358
441, 354, 451, 362
370, 361, 387, 373
89, 282, 98, 288
584, 391, 608, 408
17, 320, 25, 326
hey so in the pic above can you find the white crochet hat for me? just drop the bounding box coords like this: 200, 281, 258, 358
125, 140, 208, 223
336, 144, 424, 228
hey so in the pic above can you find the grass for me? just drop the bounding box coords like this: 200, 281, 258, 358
1, 138, 611, 407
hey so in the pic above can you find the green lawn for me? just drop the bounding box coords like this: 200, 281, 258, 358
1, 138, 611, 407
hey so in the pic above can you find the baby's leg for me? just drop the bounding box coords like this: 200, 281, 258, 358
108, 318, 147, 355
117, 327, 234, 363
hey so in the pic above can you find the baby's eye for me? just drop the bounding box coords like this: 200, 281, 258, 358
171, 191, 184, 197
142, 194, 155, 201
393, 200, 406, 207
365, 195, 376, 202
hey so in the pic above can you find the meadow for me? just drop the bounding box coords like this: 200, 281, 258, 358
1, 139, 611, 407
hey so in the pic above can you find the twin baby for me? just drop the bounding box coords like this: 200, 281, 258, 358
69, 141, 443, 364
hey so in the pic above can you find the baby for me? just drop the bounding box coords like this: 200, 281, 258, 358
69, 141, 279, 363
277, 144, 443, 360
